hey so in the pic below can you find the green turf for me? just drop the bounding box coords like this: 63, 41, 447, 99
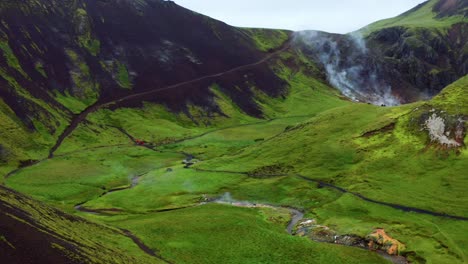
239, 28, 290, 52
97, 204, 390, 264
53, 90, 92, 114
6, 146, 182, 211
81, 165, 247, 213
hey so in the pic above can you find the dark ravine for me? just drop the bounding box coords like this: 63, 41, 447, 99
120, 229, 158, 257
120, 229, 174, 264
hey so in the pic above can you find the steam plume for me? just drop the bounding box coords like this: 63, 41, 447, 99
294, 31, 400, 106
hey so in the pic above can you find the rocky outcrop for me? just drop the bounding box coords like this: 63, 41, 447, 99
420, 109, 466, 149
295, 219, 367, 247
433, 0, 468, 18
367, 229, 406, 255
295, 219, 406, 256
366, 22, 468, 103
293, 31, 401, 106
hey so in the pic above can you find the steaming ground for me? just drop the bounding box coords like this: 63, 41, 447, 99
294, 31, 401, 106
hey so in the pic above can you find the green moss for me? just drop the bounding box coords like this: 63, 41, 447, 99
0, 235, 15, 249
65, 49, 99, 104
0, 68, 69, 137
240, 28, 290, 52
0, 40, 27, 77
75, 8, 100, 56
6, 147, 181, 211
81, 164, 246, 213
187, 76, 468, 263
0, 98, 50, 168
53, 90, 90, 114
117, 62, 131, 89
431, 75, 468, 114
80, 38, 100, 56
34, 61, 47, 77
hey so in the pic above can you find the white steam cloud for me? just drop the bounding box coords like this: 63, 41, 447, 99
294, 31, 400, 106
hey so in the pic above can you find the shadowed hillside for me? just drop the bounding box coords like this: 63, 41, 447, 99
0, 185, 165, 263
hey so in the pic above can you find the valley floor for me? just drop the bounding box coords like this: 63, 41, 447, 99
4, 78, 468, 263
2, 41, 467, 262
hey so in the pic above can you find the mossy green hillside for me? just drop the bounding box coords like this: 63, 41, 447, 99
0, 98, 69, 178
0, 186, 163, 263
240, 28, 290, 52
190, 77, 468, 263
431, 75, 468, 113
361, 0, 466, 34
56, 55, 345, 156
198, 97, 468, 216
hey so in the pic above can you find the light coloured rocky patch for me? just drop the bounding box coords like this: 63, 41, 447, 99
424, 113, 463, 148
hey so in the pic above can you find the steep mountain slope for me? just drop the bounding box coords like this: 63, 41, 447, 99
364, 0, 467, 100
0, 0, 289, 114
0, 0, 296, 174
294, 0, 467, 104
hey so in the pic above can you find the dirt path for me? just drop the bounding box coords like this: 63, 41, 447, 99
48, 38, 292, 158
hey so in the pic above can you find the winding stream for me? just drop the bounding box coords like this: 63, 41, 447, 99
211, 193, 407, 264
70, 152, 446, 264
74, 173, 145, 214
74, 170, 407, 264
210, 192, 303, 235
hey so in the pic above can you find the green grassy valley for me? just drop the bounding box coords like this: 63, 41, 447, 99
0, 0, 467, 263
